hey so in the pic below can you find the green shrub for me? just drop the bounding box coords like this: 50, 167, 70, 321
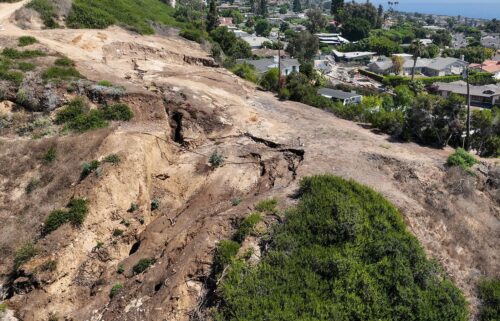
231, 197, 241, 206
151, 199, 160, 210
0, 69, 23, 85
17, 61, 36, 71
447, 148, 479, 170
113, 228, 123, 237
43, 146, 57, 163
18, 36, 38, 47
81, 160, 100, 179
42, 66, 81, 81
2, 48, 46, 59
26, 0, 58, 28
25, 178, 39, 194
254, 198, 277, 213
234, 213, 261, 243
0, 303, 6, 313
478, 278, 500, 321
109, 283, 123, 298
117, 264, 125, 274
43, 198, 89, 235
179, 28, 208, 43
13, 241, 38, 270
213, 240, 240, 275
128, 202, 138, 212
104, 154, 120, 164
97, 80, 113, 87
54, 57, 74, 66
231, 63, 259, 83
259, 68, 279, 91
101, 103, 133, 121
214, 175, 468, 321
56, 99, 133, 132
209, 150, 224, 167
133, 258, 155, 274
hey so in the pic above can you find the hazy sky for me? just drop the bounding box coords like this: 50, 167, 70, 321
367, 0, 500, 19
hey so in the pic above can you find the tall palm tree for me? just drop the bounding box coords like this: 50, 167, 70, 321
410, 40, 424, 81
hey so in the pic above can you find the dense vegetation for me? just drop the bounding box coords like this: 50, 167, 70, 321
66, 0, 181, 34
478, 278, 500, 321
213, 175, 468, 321
43, 198, 89, 235
447, 148, 479, 170
55, 98, 133, 132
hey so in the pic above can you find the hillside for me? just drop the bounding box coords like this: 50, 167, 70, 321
0, 1, 499, 320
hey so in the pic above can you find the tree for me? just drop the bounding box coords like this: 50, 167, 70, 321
260, 68, 280, 91
425, 44, 440, 58
342, 18, 371, 41
258, 0, 268, 16
255, 19, 271, 37
285, 30, 319, 61
377, 4, 384, 28
431, 30, 452, 47
206, 0, 219, 32
305, 8, 328, 34
410, 40, 424, 81
292, 0, 301, 13
336, 2, 378, 28
391, 55, 404, 75
330, 0, 343, 15
210, 26, 252, 58
471, 107, 500, 157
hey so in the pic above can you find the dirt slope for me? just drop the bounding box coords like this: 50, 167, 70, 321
0, 2, 498, 320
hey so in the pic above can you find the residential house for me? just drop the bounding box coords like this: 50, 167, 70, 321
368, 57, 467, 77
332, 50, 376, 63
318, 88, 363, 105
237, 57, 300, 76
218, 17, 234, 27
470, 60, 500, 80
314, 56, 335, 74
481, 34, 500, 50
315, 33, 350, 46
432, 81, 500, 108
241, 36, 271, 49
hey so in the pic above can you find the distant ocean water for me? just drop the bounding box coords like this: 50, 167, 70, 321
367, 0, 500, 20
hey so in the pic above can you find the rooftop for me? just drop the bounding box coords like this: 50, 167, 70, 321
434, 81, 500, 97
318, 88, 361, 100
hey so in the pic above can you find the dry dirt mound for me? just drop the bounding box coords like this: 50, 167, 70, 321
0, 2, 498, 320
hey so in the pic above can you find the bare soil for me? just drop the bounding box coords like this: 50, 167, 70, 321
0, 2, 498, 320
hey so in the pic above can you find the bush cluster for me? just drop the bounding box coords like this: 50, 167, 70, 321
233, 213, 261, 243
133, 258, 155, 274
26, 0, 58, 28
447, 148, 479, 170
43, 198, 89, 235
109, 283, 123, 298
55, 98, 133, 132
478, 278, 500, 321
42, 66, 81, 81
13, 241, 38, 270
2, 48, 45, 59
18, 36, 38, 47
214, 175, 468, 321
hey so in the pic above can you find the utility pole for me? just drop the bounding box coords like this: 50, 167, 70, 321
278, 30, 282, 90
465, 64, 471, 151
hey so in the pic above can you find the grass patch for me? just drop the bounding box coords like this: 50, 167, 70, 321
109, 283, 123, 298
2, 48, 45, 59
43, 198, 89, 235
80, 160, 100, 180
478, 278, 500, 321
42, 66, 81, 81
43, 146, 57, 163
26, 0, 58, 28
113, 228, 124, 237
18, 36, 38, 47
97, 80, 113, 87
104, 153, 120, 164
117, 264, 125, 274
13, 241, 38, 270
54, 57, 74, 67
447, 148, 479, 170
56, 98, 133, 132
17, 61, 36, 71
233, 213, 261, 243
128, 202, 138, 212
213, 175, 468, 321
209, 150, 224, 167
254, 198, 277, 213
0, 303, 6, 313
66, 0, 182, 35
133, 258, 155, 274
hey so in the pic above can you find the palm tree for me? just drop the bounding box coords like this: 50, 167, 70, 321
410, 40, 424, 81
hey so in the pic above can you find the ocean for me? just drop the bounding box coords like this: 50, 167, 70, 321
367, 0, 500, 20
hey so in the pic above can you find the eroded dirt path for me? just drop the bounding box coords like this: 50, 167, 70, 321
0, 2, 498, 320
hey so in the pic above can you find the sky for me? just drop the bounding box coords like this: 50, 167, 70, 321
367, 0, 500, 20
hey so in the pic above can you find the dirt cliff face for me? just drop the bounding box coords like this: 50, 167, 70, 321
0, 2, 499, 321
